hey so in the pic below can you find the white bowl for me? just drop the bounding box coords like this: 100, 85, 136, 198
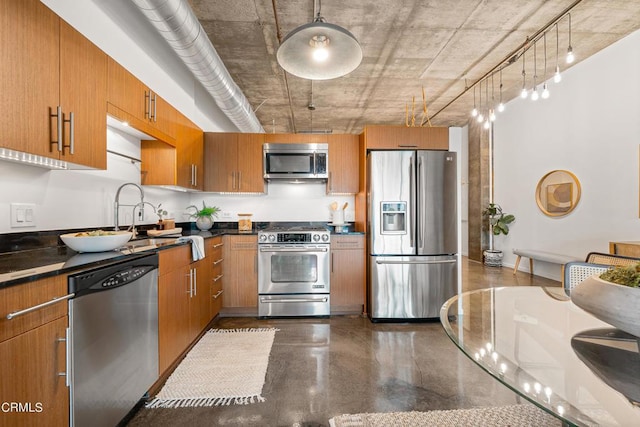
571, 275, 640, 338
60, 231, 133, 253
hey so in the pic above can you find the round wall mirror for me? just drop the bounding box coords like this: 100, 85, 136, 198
535, 170, 581, 217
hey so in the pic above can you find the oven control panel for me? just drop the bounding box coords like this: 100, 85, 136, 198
258, 229, 330, 244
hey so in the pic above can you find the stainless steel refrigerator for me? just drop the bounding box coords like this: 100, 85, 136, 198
368, 150, 458, 321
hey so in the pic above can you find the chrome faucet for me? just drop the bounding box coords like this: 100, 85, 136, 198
114, 183, 145, 231
129, 201, 157, 239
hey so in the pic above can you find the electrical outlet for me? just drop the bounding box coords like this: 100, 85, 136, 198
221, 211, 232, 219
11, 203, 36, 228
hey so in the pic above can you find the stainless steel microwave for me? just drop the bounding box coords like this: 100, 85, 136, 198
263, 143, 328, 180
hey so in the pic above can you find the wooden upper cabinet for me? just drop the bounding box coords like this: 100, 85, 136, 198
59, 20, 107, 169
107, 57, 176, 144
204, 133, 265, 193
327, 134, 359, 194
0, 0, 107, 168
363, 125, 449, 150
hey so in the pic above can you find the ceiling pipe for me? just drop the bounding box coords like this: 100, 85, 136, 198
132, 0, 264, 133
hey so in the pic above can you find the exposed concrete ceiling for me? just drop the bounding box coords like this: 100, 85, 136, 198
189, 0, 640, 134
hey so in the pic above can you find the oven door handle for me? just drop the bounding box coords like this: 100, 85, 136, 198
260, 297, 329, 303
260, 247, 328, 253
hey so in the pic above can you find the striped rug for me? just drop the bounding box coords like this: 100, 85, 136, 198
329, 404, 561, 427
146, 327, 277, 408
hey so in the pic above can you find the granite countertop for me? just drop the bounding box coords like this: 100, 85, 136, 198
0, 221, 363, 288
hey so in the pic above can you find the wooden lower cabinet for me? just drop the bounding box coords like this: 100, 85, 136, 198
222, 235, 258, 315
0, 274, 69, 427
330, 235, 365, 314
0, 316, 69, 427
209, 237, 225, 318
157, 243, 218, 374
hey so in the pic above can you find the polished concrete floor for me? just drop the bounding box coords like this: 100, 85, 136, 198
126, 258, 560, 427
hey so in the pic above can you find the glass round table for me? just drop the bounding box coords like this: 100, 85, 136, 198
440, 286, 640, 427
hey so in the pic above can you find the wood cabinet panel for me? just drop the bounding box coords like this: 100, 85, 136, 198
158, 263, 190, 374
0, 275, 68, 343
222, 235, 258, 310
204, 133, 265, 193
0, 0, 107, 168
0, 316, 69, 427
330, 235, 365, 314
363, 125, 449, 150
327, 134, 359, 194
0, 0, 59, 158
107, 57, 147, 123
59, 20, 107, 169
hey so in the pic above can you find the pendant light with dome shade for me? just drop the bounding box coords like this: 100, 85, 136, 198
276, 0, 363, 80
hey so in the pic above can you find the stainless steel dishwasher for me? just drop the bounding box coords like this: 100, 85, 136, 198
67, 252, 159, 427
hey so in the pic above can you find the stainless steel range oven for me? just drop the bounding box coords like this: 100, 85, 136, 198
258, 228, 330, 317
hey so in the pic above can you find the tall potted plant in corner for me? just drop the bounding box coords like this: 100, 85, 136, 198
187, 201, 221, 231
482, 203, 515, 267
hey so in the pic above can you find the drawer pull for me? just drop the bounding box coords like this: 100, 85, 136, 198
213, 258, 224, 265
212, 290, 224, 299
212, 243, 224, 248
213, 274, 223, 282
6, 293, 74, 320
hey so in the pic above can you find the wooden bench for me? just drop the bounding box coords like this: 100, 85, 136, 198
512, 249, 580, 275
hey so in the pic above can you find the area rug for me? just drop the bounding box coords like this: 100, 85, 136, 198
329, 404, 560, 427
146, 327, 278, 408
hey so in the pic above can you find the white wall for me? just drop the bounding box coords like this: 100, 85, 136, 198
493, 29, 640, 280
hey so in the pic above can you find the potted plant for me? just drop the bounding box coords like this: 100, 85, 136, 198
155, 203, 169, 230
482, 203, 515, 267
187, 201, 221, 231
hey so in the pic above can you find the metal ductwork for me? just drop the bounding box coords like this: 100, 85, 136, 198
132, 0, 264, 133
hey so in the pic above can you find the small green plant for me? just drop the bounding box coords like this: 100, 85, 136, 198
482, 203, 515, 236
187, 201, 221, 219
600, 263, 640, 288
156, 203, 168, 220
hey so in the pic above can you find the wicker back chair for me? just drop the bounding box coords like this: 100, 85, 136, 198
585, 251, 640, 267
564, 261, 610, 295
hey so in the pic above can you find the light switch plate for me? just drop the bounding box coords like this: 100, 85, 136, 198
10, 203, 36, 228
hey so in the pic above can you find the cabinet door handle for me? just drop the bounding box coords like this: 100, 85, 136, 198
331, 252, 334, 273
193, 165, 197, 187
62, 111, 75, 155
50, 106, 63, 152
213, 274, 223, 282
213, 258, 224, 265
212, 289, 224, 299
152, 92, 157, 122
58, 327, 71, 387
193, 268, 197, 297
6, 293, 74, 320
231, 171, 236, 190
186, 270, 193, 296
212, 243, 224, 248
145, 90, 151, 120
329, 171, 333, 192
238, 171, 242, 190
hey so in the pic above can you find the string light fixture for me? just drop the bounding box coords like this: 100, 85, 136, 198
554, 23, 562, 83
566, 13, 575, 63
531, 41, 539, 101
471, 85, 478, 117
520, 49, 528, 99
451, 2, 581, 131
542, 32, 550, 99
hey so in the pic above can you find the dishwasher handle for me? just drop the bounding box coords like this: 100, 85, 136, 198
6, 293, 75, 320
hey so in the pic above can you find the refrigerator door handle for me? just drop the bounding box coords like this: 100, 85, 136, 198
375, 259, 457, 265
409, 154, 416, 249
417, 155, 424, 250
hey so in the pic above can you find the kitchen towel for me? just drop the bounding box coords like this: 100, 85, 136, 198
177, 236, 205, 261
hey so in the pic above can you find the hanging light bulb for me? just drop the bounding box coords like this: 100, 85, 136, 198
554, 23, 562, 83
566, 13, 575, 64
520, 49, 528, 99
483, 118, 490, 129
542, 82, 550, 99
471, 85, 478, 117
541, 32, 550, 99
531, 41, 539, 101
498, 67, 505, 112
489, 108, 496, 122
